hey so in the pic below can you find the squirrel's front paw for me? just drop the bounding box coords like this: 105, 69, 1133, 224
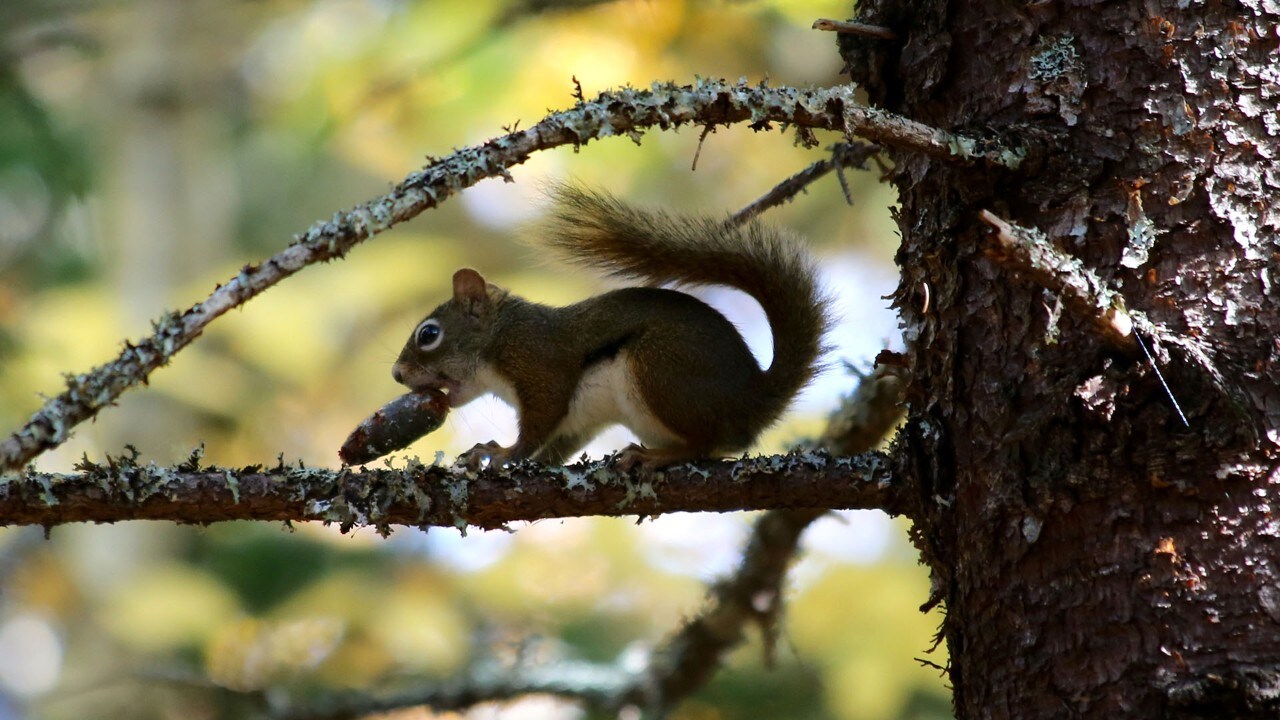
457, 440, 513, 471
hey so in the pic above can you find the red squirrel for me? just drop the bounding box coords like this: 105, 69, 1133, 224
391, 185, 830, 468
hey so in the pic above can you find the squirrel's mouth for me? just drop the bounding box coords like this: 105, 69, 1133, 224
395, 364, 454, 395
413, 377, 465, 407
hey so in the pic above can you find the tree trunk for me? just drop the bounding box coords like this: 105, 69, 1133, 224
846, 1, 1280, 717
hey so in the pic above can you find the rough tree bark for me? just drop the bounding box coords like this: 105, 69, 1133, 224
845, 1, 1280, 718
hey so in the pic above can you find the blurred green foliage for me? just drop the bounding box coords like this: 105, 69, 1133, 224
0, 1, 946, 718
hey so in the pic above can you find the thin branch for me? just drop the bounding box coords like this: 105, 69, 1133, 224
812, 18, 899, 41
0, 449, 898, 530
841, 104, 1022, 170
0, 79, 1018, 473
729, 141, 879, 226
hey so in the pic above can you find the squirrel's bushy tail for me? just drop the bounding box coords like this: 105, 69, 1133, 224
539, 184, 831, 415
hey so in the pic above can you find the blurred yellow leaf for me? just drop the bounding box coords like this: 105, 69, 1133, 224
99, 564, 241, 653
366, 572, 469, 675
206, 616, 345, 691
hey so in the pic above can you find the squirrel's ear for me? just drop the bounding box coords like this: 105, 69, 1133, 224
453, 268, 489, 313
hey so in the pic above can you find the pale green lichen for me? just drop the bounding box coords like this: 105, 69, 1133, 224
615, 481, 637, 511
442, 474, 471, 533
135, 462, 171, 502
1122, 191, 1165, 269
1022, 515, 1043, 543
1028, 35, 1086, 126
224, 470, 240, 504
36, 474, 58, 506
636, 480, 658, 502
411, 483, 432, 521
615, 470, 661, 510
1029, 36, 1081, 82
998, 146, 1027, 169
947, 135, 978, 159
561, 467, 593, 492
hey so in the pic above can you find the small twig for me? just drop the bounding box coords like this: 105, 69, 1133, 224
833, 144, 855, 205
729, 141, 879, 226
691, 124, 715, 171
915, 656, 948, 674
812, 18, 899, 41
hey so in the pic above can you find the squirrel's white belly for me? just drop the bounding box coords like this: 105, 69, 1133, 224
560, 353, 680, 449
475, 363, 519, 407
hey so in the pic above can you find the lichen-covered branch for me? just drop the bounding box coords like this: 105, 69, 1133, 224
0, 449, 898, 530
0, 79, 1018, 473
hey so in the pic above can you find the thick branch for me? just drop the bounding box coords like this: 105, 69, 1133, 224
0, 450, 897, 530
1, 79, 1017, 472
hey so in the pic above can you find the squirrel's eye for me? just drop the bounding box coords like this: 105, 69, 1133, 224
415, 320, 443, 351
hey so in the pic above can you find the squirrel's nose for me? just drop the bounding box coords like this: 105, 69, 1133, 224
392, 366, 404, 384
